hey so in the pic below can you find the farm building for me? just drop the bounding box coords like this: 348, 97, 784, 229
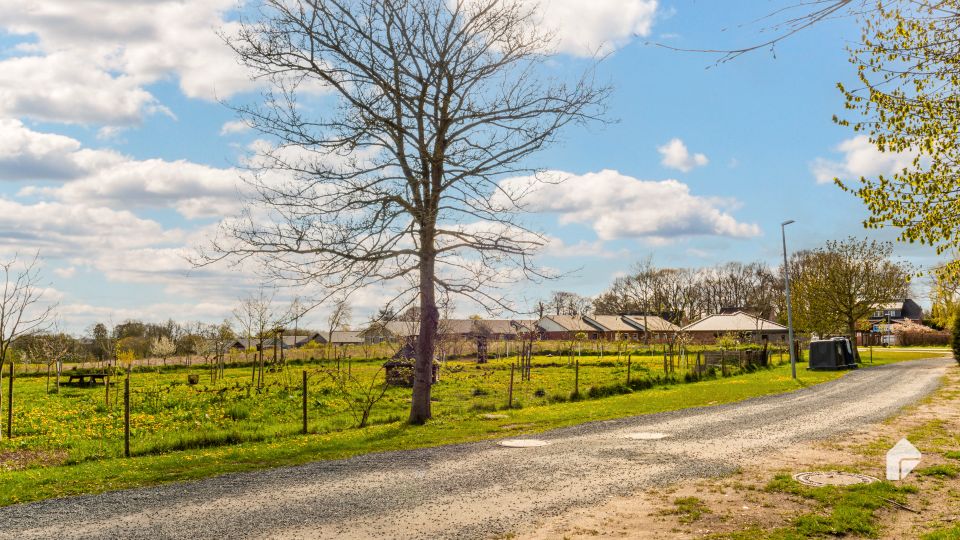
868, 298, 923, 324
682, 311, 788, 344
583, 315, 641, 340
227, 331, 362, 351
314, 330, 364, 345
536, 315, 602, 340
621, 315, 681, 336
360, 319, 536, 344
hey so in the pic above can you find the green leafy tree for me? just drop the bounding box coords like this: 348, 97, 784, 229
835, 2, 960, 277
788, 238, 911, 360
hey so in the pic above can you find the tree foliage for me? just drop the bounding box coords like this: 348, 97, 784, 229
930, 261, 960, 329
788, 237, 910, 358
835, 1, 960, 276
592, 259, 781, 323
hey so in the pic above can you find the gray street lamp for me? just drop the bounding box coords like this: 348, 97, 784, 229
781, 220, 797, 379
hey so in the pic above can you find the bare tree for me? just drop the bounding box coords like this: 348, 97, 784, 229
325, 296, 352, 363
547, 291, 592, 317
233, 288, 277, 389
27, 329, 73, 393
0, 253, 55, 440
659, 1, 865, 63
207, 0, 607, 423
323, 366, 391, 428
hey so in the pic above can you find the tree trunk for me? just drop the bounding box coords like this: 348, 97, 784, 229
410, 254, 438, 424
848, 319, 861, 362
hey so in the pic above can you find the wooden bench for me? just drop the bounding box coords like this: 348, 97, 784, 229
66, 373, 107, 386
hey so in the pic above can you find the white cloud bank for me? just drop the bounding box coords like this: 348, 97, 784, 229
0, 0, 660, 125
525, 0, 658, 56
498, 169, 760, 242
0, 0, 255, 125
810, 135, 916, 184
1, 120, 242, 219
657, 138, 709, 172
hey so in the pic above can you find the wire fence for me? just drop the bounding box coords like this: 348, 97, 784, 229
0, 343, 797, 465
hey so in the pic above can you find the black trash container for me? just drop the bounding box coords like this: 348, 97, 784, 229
808, 337, 858, 371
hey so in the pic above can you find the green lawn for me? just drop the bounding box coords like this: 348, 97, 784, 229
0, 348, 945, 507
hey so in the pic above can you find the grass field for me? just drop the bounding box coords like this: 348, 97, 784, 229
0, 347, 947, 507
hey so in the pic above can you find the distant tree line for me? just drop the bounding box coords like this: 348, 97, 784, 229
547, 238, 916, 349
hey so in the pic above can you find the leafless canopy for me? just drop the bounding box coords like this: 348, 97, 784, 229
207, 0, 606, 310
658, 0, 870, 63
208, 0, 608, 422
0, 252, 55, 440
0, 253, 55, 364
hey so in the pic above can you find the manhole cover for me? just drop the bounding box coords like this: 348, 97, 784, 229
623, 432, 671, 440
793, 471, 879, 487
498, 439, 550, 448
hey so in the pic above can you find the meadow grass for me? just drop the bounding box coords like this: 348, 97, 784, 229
0, 348, 943, 506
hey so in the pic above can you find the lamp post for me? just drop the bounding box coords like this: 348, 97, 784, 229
781, 220, 797, 379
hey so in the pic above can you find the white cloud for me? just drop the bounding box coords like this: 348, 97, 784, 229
0, 199, 183, 254
220, 120, 251, 136
497, 169, 760, 242
657, 138, 709, 172
0, 0, 657, 124
0, 52, 167, 125
53, 266, 76, 279
810, 135, 916, 184
542, 238, 626, 259
1, 121, 242, 218
526, 0, 658, 56
0, 0, 255, 125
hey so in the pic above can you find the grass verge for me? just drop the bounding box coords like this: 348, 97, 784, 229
0, 352, 944, 507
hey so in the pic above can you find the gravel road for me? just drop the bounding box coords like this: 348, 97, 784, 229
0, 358, 950, 540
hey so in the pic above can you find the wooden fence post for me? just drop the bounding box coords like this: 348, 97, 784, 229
508, 363, 515, 408
302, 370, 308, 435
626, 355, 631, 385
6, 362, 13, 439
574, 359, 580, 397
124, 375, 130, 458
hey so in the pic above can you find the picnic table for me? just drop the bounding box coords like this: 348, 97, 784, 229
66, 372, 108, 386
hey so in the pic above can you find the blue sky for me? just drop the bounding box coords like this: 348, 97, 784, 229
0, 1, 940, 332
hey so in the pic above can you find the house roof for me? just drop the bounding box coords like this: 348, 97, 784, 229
682, 311, 787, 333
538, 315, 600, 332
622, 315, 682, 333
375, 319, 533, 338
584, 315, 637, 332
876, 301, 905, 311
320, 330, 364, 344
